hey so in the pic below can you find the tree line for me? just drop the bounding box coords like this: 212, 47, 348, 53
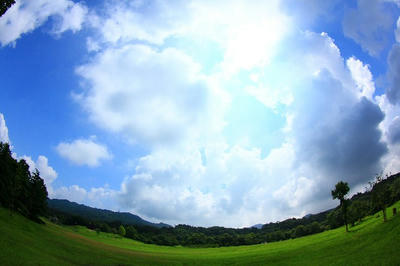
331, 173, 400, 232
0, 142, 48, 222
2, 138, 400, 246
47, 207, 328, 247
48, 172, 400, 247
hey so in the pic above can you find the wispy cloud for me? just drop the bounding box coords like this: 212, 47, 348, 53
0, 0, 87, 46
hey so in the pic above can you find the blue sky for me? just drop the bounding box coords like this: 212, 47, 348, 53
0, 0, 400, 227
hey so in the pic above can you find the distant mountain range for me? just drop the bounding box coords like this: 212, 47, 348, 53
47, 199, 171, 228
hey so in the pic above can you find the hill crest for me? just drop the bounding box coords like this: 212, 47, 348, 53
48, 198, 171, 228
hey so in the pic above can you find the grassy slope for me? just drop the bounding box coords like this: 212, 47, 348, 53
1, 201, 399, 265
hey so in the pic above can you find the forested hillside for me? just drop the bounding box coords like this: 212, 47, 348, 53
0, 142, 48, 222
1, 201, 400, 265
48, 199, 170, 228
47, 172, 400, 247
2, 140, 400, 247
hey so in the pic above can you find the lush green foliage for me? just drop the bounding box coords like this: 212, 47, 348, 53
1, 201, 400, 265
331, 181, 350, 201
370, 174, 393, 222
352, 173, 400, 209
48, 207, 329, 247
2, 137, 400, 263
47, 173, 400, 247
332, 181, 350, 231
347, 200, 369, 226
0, 142, 48, 221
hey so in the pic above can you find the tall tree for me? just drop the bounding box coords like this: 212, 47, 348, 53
0, 142, 16, 208
14, 159, 33, 216
29, 169, 48, 219
0, 0, 15, 17
0, 142, 48, 221
331, 181, 350, 232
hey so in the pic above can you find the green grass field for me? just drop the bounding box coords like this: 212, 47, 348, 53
1, 201, 400, 265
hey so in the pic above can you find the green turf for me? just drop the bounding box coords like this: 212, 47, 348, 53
1, 201, 400, 265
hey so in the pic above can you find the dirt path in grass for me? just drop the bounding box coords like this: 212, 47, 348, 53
51, 225, 164, 261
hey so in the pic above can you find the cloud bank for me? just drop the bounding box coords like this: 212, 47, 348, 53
23, 155, 58, 195
59, 0, 395, 227
3, 0, 400, 227
71, 4, 390, 226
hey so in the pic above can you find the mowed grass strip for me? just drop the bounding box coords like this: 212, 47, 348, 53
1, 201, 400, 265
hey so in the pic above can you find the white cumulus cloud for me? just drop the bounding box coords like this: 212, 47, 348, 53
90, 0, 189, 46
52, 184, 118, 210
58, 1, 393, 227
22, 155, 58, 196
0, 113, 10, 144
53, 185, 87, 203
0, 0, 87, 46
56, 137, 112, 167
274, 176, 316, 209
118, 142, 288, 226
89, 0, 290, 75
376, 95, 400, 175
76, 45, 211, 147
53, 1, 87, 34
346, 57, 376, 100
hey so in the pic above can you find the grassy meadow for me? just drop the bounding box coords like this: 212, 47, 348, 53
1, 201, 400, 265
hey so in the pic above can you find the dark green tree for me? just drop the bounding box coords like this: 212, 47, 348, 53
0, 142, 17, 209
0, 142, 48, 221
0, 0, 15, 17
307, 221, 322, 234
348, 200, 369, 226
100, 222, 112, 233
28, 169, 48, 219
370, 175, 391, 222
391, 178, 400, 202
331, 181, 350, 232
294, 225, 306, 238
327, 208, 344, 229
14, 159, 31, 216
126, 225, 138, 239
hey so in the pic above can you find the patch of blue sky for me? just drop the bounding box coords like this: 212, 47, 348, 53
0, 29, 85, 151
0, 22, 130, 191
